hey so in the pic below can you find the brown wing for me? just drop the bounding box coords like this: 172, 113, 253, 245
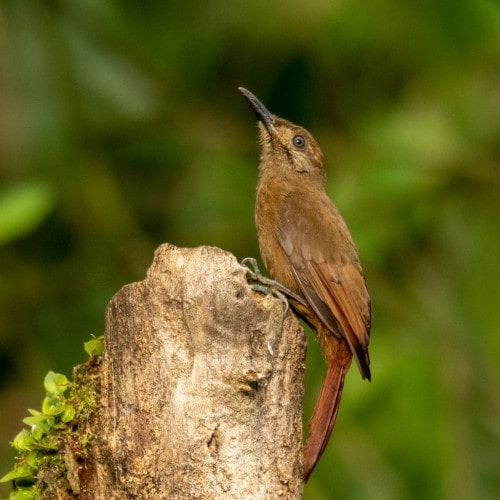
278, 192, 371, 379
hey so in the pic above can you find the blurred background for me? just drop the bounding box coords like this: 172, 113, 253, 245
1, 0, 499, 498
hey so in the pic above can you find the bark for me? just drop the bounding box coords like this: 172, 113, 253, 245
85, 243, 306, 499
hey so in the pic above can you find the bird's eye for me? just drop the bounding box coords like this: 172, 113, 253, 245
292, 135, 305, 149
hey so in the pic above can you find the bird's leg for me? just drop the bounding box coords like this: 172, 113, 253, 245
241, 257, 307, 311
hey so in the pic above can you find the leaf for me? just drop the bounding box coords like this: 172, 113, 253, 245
0, 182, 55, 246
26, 409, 41, 417
43, 371, 70, 396
84, 335, 104, 356
31, 426, 44, 442
11, 430, 34, 452
42, 395, 65, 416
23, 452, 41, 469
23, 414, 54, 435
9, 488, 37, 500
0, 464, 35, 483
60, 404, 76, 423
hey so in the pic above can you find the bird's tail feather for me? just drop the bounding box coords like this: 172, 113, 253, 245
303, 341, 351, 482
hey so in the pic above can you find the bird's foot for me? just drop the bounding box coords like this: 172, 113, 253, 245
241, 257, 306, 312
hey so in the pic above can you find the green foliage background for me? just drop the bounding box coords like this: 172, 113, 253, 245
1, 1, 499, 498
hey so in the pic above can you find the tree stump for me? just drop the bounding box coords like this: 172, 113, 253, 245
86, 243, 305, 499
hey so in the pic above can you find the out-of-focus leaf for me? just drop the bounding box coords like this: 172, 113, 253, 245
0, 182, 55, 246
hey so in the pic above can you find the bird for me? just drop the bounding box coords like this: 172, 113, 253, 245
239, 87, 371, 481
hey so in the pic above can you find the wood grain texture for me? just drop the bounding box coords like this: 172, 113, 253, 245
85, 243, 306, 499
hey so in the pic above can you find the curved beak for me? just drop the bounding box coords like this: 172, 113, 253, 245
239, 87, 276, 135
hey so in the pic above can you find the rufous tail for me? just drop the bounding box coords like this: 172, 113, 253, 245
303, 340, 352, 482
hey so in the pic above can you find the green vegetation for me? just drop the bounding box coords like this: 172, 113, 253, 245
0, 1, 498, 498
1, 338, 102, 498
0, 373, 70, 499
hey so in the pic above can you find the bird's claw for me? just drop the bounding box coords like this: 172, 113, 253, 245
241, 257, 307, 312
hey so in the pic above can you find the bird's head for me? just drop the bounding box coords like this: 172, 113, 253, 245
239, 87, 324, 180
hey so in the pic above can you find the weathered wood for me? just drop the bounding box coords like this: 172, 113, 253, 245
86, 243, 305, 499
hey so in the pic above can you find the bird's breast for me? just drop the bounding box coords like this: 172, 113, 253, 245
255, 177, 300, 294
